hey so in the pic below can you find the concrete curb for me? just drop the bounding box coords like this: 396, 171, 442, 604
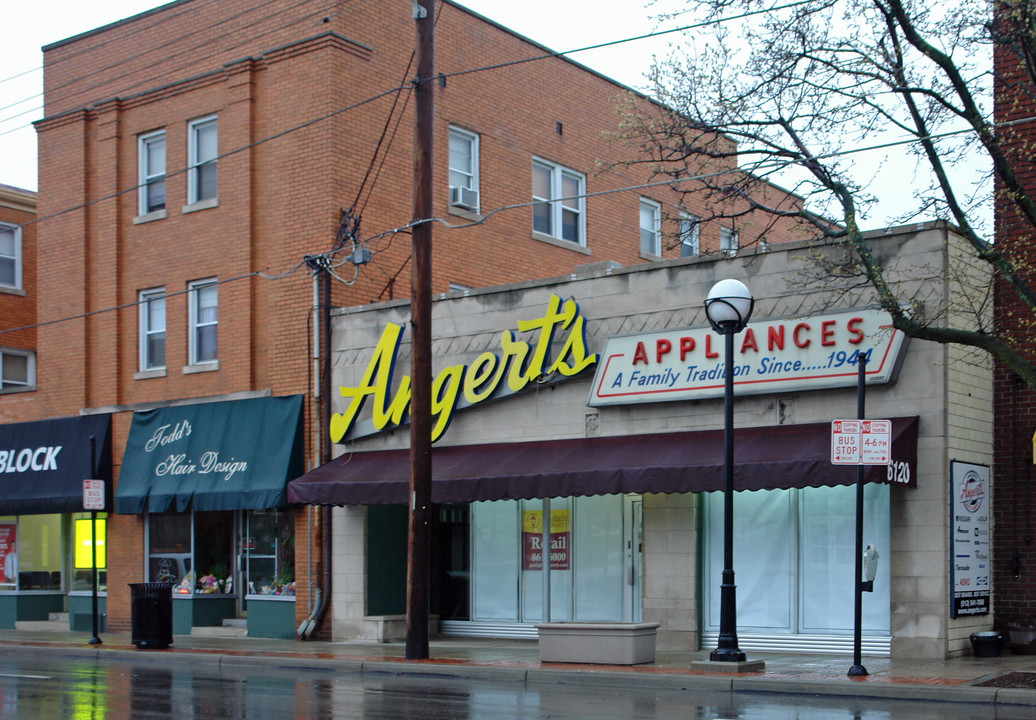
1, 641, 1035, 708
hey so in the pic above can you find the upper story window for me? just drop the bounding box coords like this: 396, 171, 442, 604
0, 348, 34, 391
680, 213, 700, 257
448, 127, 480, 213
139, 288, 166, 372
0, 223, 21, 290
187, 116, 218, 206
532, 158, 585, 246
138, 130, 166, 216
720, 226, 739, 257
639, 198, 661, 256
188, 279, 217, 365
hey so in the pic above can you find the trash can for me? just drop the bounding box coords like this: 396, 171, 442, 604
129, 582, 173, 649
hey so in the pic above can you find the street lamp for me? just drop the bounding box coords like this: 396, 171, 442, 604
705, 279, 753, 664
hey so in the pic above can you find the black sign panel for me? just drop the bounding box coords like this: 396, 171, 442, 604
0, 414, 112, 514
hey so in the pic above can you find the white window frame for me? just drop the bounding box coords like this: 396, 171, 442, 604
532, 157, 586, 246
679, 213, 700, 257
639, 198, 661, 256
138, 130, 166, 217
0, 348, 35, 390
720, 226, 739, 257
448, 126, 479, 212
0, 222, 21, 291
188, 279, 218, 366
139, 288, 166, 372
187, 115, 218, 206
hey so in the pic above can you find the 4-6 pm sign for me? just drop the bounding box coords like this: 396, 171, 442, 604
588, 308, 906, 406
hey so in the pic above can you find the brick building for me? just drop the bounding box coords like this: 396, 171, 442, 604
0, 184, 36, 404
992, 8, 1036, 634
0, 0, 807, 638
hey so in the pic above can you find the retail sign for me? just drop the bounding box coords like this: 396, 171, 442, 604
830, 420, 891, 465
588, 308, 905, 406
521, 509, 570, 571
83, 479, 105, 510
330, 294, 597, 443
950, 461, 990, 617
0, 524, 15, 585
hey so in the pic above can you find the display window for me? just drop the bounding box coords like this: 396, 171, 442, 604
243, 510, 294, 596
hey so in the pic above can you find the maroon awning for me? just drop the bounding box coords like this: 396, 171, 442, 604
287, 416, 919, 505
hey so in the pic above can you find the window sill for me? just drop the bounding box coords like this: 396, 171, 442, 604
183, 361, 219, 374
0, 385, 36, 395
182, 197, 219, 214
639, 251, 661, 263
531, 231, 591, 255
447, 205, 482, 223
134, 368, 167, 380
133, 209, 167, 225
0, 286, 25, 296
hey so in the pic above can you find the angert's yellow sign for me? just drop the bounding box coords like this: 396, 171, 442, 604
329, 294, 597, 443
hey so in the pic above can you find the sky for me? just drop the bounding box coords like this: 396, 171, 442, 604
0, 0, 984, 231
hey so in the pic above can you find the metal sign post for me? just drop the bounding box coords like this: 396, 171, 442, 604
83, 436, 103, 646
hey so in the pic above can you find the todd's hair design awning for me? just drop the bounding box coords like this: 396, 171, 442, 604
287, 416, 919, 506
0, 414, 113, 514
115, 395, 304, 514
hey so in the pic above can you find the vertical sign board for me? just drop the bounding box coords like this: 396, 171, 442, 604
950, 461, 990, 617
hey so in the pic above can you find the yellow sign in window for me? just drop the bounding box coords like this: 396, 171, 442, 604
74, 518, 106, 570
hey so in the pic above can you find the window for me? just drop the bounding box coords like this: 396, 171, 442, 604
138, 131, 166, 216
187, 116, 218, 205
679, 213, 700, 257
0, 349, 34, 390
139, 289, 166, 371
639, 199, 661, 256
532, 158, 585, 245
720, 226, 739, 257
448, 127, 479, 212
0, 223, 21, 290
188, 279, 217, 365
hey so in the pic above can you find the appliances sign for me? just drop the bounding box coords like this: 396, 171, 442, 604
588, 308, 905, 406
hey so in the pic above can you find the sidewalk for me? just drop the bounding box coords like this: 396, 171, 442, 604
1, 629, 1035, 707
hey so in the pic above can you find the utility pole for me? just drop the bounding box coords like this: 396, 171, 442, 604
406, 0, 434, 661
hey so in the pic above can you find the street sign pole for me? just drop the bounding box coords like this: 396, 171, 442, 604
848, 357, 867, 677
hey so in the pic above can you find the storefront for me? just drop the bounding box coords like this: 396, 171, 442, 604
0, 414, 112, 630
290, 223, 994, 658
114, 395, 304, 639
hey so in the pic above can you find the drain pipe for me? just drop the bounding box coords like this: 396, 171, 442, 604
299, 264, 333, 639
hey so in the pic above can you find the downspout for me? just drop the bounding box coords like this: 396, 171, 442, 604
300, 264, 334, 638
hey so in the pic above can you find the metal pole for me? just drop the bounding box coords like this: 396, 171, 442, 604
711, 330, 745, 662
405, 0, 434, 661
848, 354, 868, 677
542, 497, 550, 623
89, 435, 101, 645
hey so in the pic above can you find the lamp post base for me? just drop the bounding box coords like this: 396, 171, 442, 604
692, 657, 766, 673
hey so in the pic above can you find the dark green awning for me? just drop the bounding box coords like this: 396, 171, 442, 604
115, 395, 304, 514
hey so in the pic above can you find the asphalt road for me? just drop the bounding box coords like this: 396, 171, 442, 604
0, 653, 1032, 719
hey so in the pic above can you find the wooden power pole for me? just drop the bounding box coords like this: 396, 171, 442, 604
405, 0, 434, 661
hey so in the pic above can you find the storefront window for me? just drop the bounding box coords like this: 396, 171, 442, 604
194, 512, 233, 594
71, 513, 107, 592
17, 514, 62, 590
470, 496, 634, 624
244, 510, 294, 596
148, 511, 192, 589
0, 517, 15, 589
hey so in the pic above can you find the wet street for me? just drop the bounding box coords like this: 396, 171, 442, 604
0, 653, 1032, 719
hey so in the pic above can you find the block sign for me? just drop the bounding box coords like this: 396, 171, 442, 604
831, 420, 891, 465
83, 479, 105, 510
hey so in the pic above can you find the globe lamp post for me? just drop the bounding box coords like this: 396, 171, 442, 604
704, 279, 753, 663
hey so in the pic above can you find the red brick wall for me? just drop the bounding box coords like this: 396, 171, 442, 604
993, 22, 1036, 626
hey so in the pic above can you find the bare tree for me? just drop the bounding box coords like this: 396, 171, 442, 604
626, 0, 1036, 387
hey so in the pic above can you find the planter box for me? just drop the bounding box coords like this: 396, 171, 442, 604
536, 622, 660, 665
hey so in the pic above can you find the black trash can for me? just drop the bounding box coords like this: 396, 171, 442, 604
129, 582, 174, 649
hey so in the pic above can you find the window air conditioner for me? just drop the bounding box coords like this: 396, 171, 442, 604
449, 186, 479, 211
